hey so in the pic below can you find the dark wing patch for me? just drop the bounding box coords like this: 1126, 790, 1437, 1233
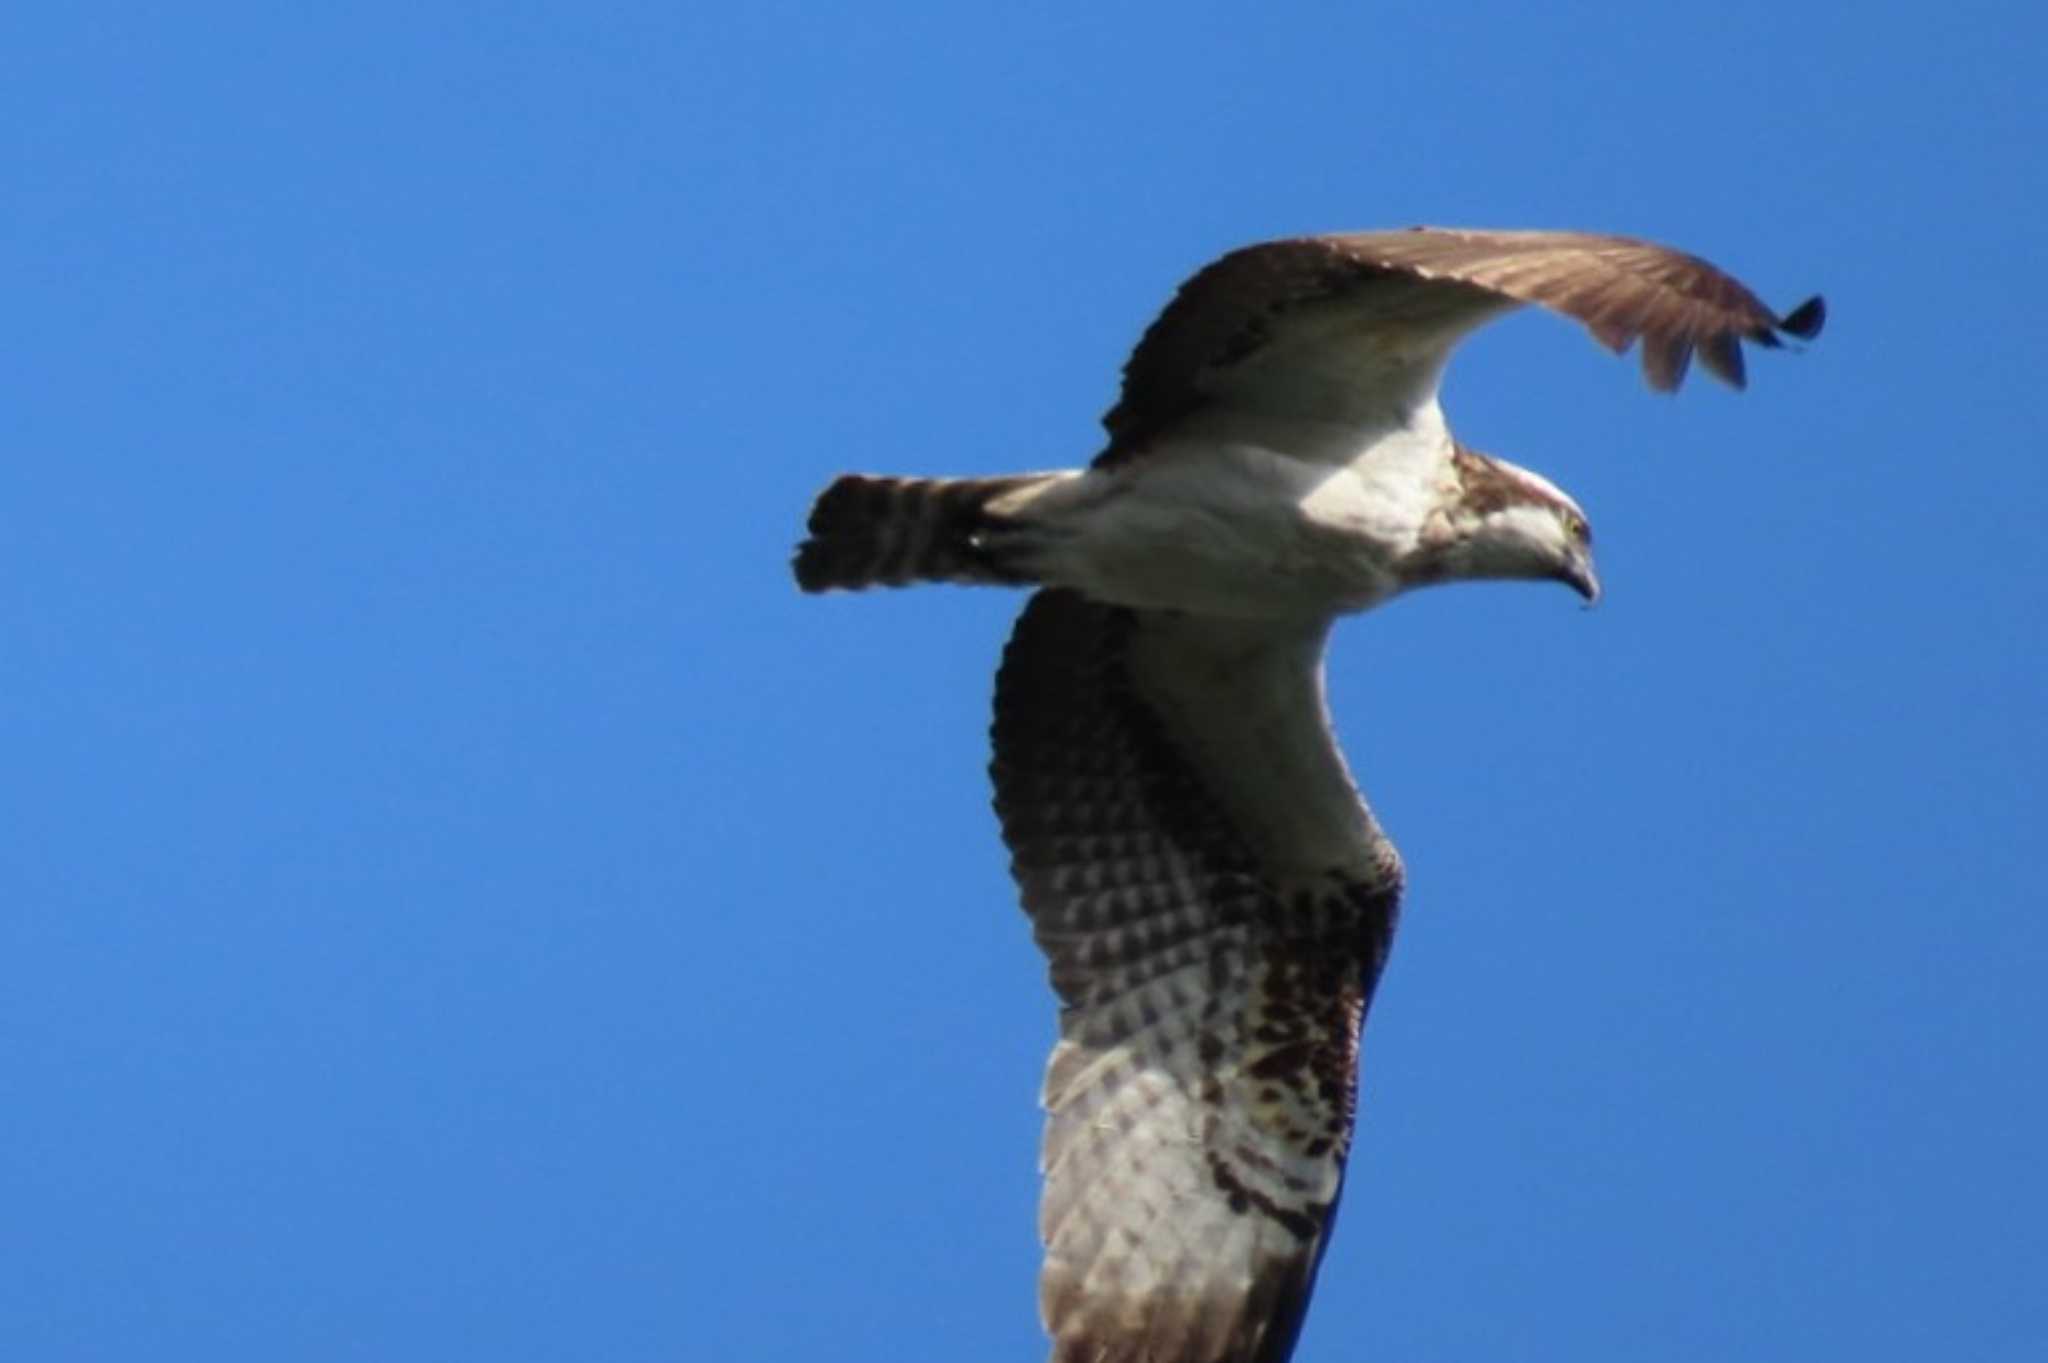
992, 590, 1401, 1363
1099, 227, 1824, 463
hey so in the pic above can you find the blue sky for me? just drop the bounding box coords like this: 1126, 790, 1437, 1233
3, 4, 2043, 1360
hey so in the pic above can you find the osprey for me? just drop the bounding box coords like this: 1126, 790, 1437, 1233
793, 228, 1822, 1363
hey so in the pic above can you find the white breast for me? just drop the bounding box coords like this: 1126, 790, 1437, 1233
1028, 406, 1456, 620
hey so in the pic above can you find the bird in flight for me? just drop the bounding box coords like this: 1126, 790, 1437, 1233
793, 227, 1823, 1363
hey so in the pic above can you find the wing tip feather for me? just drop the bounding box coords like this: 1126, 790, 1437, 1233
1697, 330, 1747, 388
1640, 333, 1692, 392
1779, 293, 1826, 340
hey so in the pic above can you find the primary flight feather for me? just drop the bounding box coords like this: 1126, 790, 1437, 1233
793, 226, 1822, 1363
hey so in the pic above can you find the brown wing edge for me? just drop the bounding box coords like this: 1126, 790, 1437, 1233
1098, 229, 1827, 459
1323, 227, 1827, 395
1640, 288, 1826, 391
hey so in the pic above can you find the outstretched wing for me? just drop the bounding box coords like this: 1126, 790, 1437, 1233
992, 590, 1404, 1363
1101, 227, 1825, 462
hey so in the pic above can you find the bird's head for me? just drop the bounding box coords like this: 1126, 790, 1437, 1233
1405, 446, 1601, 603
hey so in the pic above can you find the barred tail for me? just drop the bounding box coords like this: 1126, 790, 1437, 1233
793, 473, 1053, 593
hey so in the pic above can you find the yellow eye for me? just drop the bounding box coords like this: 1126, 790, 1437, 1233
1564, 512, 1591, 546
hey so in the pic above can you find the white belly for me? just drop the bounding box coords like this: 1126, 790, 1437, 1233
1019, 442, 1431, 619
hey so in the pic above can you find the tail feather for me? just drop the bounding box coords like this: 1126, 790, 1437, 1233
793, 474, 1051, 593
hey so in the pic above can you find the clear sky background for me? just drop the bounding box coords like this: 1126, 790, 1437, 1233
3, 4, 2043, 1361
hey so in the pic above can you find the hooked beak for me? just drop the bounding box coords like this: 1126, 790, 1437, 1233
1561, 549, 1602, 605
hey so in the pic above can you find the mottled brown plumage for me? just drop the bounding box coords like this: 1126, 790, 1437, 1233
794, 225, 1822, 1363
993, 591, 1398, 1363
